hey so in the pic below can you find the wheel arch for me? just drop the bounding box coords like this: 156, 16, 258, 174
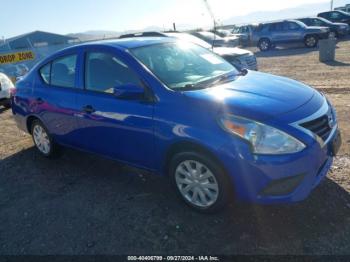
26, 115, 41, 134
163, 140, 228, 178
304, 33, 318, 40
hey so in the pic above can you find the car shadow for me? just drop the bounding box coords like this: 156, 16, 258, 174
255, 46, 319, 58
323, 60, 350, 67
254, 44, 343, 58
0, 147, 350, 254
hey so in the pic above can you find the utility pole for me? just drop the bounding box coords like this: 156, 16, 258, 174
202, 0, 216, 49
331, 0, 334, 10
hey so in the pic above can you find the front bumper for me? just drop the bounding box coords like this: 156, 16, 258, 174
217, 94, 341, 205
219, 127, 340, 204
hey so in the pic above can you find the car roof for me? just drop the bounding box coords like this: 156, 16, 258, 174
34, 37, 177, 67
86, 36, 175, 49
71, 37, 176, 50
319, 10, 349, 15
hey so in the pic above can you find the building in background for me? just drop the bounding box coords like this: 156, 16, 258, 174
0, 31, 79, 81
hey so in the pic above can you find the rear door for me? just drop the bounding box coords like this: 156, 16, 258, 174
284, 21, 304, 42
269, 22, 287, 43
34, 52, 82, 146
74, 46, 155, 170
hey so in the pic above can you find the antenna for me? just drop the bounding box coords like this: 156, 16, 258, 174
202, 0, 216, 50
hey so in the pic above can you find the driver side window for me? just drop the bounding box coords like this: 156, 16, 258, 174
85, 52, 141, 94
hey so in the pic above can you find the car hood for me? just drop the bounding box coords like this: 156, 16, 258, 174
213, 47, 251, 57
183, 71, 315, 121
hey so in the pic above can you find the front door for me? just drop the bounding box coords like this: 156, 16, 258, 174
75, 49, 155, 170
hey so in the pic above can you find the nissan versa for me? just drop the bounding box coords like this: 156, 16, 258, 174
12, 38, 341, 212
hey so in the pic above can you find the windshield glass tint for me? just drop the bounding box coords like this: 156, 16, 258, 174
131, 42, 237, 90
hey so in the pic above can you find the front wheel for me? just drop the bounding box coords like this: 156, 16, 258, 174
169, 152, 232, 213
258, 38, 271, 51
304, 35, 318, 48
329, 31, 338, 39
31, 120, 59, 158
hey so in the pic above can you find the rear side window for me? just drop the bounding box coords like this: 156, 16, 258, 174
330, 12, 341, 19
39, 63, 51, 84
269, 23, 284, 32
85, 52, 141, 94
286, 22, 300, 30
311, 19, 323, 26
51, 55, 77, 88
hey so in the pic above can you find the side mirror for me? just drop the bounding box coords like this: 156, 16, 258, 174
113, 83, 145, 100
239, 68, 249, 76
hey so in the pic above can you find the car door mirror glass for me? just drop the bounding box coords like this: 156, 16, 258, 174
113, 83, 145, 100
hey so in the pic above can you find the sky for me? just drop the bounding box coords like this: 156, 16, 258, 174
0, 0, 333, 39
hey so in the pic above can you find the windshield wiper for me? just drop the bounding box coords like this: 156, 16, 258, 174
176, 70, 240, 91
206, 71, 237, 87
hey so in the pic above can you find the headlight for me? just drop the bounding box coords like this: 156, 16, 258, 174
219, 115, 306, 154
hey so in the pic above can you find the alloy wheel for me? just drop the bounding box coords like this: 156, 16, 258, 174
329, 32, 336, 39
306, 36, 316, 47
33, 124, 51, 155
259, 40, 270, 51
175, 160, 219, 208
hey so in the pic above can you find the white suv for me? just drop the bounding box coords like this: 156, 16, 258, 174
0, 73, 15, 108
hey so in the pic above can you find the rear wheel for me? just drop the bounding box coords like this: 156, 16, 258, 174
169, 151, 232, 213
31, 120, 59, 158
304, 35, 318, 48
329, 31, 337, 39
258, 38, 271, 51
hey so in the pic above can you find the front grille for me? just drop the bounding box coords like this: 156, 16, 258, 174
300, 114, 331, 142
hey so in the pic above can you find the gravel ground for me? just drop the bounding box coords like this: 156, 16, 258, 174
0, 39, 350, 255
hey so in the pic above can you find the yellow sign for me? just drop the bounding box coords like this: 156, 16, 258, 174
0, 51, 35, 65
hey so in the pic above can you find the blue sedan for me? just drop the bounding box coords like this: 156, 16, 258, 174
12, 37, 341, 212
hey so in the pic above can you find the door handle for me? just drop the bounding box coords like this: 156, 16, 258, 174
36, 98, 44, 104
82, 105, 95, 114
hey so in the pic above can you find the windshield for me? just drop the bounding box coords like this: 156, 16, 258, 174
316, 17, 331, 25
166, 33, 212, 49
339, 10, 350, 16
131, 42, 237, 90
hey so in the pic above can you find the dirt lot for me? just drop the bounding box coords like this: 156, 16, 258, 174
0, 39, 350, 255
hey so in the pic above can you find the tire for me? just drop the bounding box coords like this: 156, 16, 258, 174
304, 35, 318, 48
31, 119, 59, 158
258, 38, 271, 51
169, 151, 233, 213
329, 31, 338, 39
